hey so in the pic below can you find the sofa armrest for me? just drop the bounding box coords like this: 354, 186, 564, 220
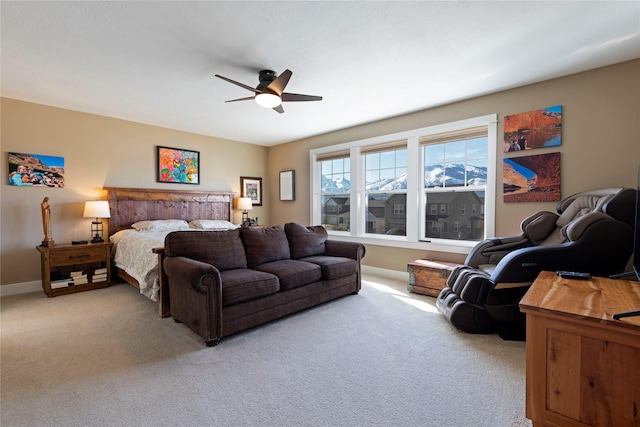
163, 256, 224, 346
325, 240, 366, 261
163, 256, 221, 294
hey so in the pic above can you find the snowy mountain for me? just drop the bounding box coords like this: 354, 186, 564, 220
424, 164, 487, 188
322, 164, 487, 192
321, 175, 351, 192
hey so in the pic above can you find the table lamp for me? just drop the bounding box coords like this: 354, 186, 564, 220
83, 200, 110, 243
237, 197, 253, 226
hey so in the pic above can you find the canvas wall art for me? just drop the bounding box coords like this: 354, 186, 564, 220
503, 152, 561, 203
503, 105, 562, 153
157, 146, 199, 184
8, 152, 65, 187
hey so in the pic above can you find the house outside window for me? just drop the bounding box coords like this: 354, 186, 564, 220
310, 114, 497, 253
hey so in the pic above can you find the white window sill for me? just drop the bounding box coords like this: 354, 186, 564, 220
327, 233, 474, 255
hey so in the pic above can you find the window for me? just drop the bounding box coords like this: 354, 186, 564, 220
318, 152, 351, 232
310, 114, 497, 253
363, 142, 407, 236
421, 124, 490, 242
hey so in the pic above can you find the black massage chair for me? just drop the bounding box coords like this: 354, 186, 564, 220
436, 187, 637, 340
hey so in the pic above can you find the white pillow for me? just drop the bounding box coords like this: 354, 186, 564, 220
131, 219, 189, 232
189, 219, 238, 230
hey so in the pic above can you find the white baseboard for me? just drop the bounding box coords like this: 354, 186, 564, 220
362, 265, 408, 283
0, 280, 42, 297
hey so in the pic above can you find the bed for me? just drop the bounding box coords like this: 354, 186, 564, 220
105, 187, 236, 317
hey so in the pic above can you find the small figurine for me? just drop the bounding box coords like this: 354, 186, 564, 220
41, 197, 54, 246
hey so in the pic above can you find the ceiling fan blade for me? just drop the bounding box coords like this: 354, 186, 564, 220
215, 74, 260, 94
281, 92, 323, 102
225, 96, 255, 103
273, 104, 285, 114
266, 69, 292, 96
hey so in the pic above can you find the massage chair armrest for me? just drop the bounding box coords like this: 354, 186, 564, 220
491, 216, 636, 284
163, 256, 222, 294
465, 234, 530, 268
325, 240, 366, 261
489, 244, 573, 285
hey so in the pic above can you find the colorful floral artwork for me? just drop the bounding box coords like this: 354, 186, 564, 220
157, 146, 199, 184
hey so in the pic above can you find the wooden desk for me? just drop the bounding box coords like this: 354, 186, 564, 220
519, 271, 640, 427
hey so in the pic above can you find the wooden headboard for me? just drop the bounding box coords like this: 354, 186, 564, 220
105, 187, 235, 235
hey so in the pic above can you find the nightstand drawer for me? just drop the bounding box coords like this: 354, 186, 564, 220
50, 248, 105, 266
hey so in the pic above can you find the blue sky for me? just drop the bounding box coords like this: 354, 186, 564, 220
31, 154, 64, 168
504, 158, 535, 179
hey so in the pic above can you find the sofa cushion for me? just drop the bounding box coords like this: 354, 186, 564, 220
220, 269, 280, 306
253, 259, 322, 291
284, 222, 328, 259
164, 229, 247, 271
300, 255, 358, 280
240, 226, 291, 268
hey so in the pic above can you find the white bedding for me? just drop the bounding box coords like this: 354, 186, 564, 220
110, 229, 190, 301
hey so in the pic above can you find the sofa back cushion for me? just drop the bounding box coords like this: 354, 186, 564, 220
240, 225, 291, 268
164, 229, 247, 271
284, 222, 328, 259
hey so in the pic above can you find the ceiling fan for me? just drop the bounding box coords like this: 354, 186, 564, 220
214, 69, 322, 114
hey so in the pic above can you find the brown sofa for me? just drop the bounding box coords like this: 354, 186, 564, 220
163, 223, 366, 346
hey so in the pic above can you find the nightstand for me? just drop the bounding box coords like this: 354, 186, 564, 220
36, 242, 113, 297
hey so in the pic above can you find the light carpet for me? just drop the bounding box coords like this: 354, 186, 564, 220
1, 274, 530, 427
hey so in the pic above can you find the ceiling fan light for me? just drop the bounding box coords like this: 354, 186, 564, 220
255, 93, 281, 108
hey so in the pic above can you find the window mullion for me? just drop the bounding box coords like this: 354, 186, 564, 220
351, 146, 362, 237
406, 136, 420, 242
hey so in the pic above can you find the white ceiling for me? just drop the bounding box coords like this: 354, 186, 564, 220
2, 1, 639, 147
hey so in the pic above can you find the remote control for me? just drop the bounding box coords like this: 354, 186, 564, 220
556, 270, 591, 280
72, 240, 88, 245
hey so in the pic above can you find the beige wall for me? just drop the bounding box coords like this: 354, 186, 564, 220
267, 59, 640, 272
1, 100, 269, 286
2, 59, 639, 288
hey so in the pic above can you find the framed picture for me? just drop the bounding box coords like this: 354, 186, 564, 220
8, 152, 65, 187
279, 170, 295, 201
241, 176, 262, 206
503, 105, 562, 153
157, 145, 199, 184
503, 152, 561, 203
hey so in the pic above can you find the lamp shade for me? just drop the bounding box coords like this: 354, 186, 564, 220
83, 200, 111, 218
237, 197, 253, 211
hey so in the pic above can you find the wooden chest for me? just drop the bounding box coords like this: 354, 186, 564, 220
407, 260, 462, 297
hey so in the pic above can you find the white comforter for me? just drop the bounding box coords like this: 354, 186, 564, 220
110, 229, 176, 301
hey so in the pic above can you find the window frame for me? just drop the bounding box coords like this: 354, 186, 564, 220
310, 114, 497, 254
